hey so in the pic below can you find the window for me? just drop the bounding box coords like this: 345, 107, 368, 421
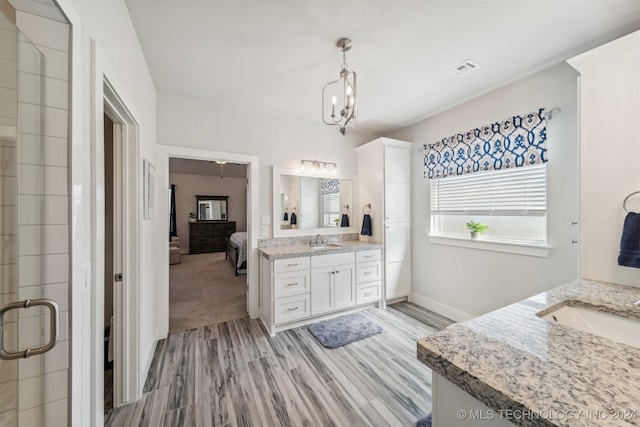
322, 193, 340, 227
430, 164, 547, 244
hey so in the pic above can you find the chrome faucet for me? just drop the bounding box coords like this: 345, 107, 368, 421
634, 300, 640, 309
314, 234, 321, 246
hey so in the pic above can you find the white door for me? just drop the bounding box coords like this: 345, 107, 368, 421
384, 145, 410, 221
385, 222, 411, 300
310, 266, 333, 315
333, 264, 356, 310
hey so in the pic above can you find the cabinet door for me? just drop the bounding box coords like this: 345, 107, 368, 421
385, 222, 411, 300
334, 264, 356, 310
311, 266, 333, 315
384, 145, 410, 221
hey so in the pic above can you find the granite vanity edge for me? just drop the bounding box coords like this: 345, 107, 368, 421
257, 242, 383, 260
416, 279, 640, 427
417, 340, 556, 427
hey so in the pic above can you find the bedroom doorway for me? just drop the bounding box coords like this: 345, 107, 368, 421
167, 158, 249, 333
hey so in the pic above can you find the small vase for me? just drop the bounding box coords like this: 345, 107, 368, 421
470, 231, 479, 239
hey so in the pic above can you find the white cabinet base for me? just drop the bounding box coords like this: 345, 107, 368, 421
432, 373, 515, 427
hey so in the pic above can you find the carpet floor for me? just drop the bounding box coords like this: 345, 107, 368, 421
169, 252, 247, 333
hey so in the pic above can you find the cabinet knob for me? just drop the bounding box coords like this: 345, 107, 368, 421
287, 306, 299, 311
287, 282, 298, 286
287, 263, 298, 267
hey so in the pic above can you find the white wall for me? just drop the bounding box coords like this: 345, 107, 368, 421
170, 172, 247, 252
388, 63, 580, 320
157, 91, 374, 238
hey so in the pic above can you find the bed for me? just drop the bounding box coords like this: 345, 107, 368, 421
225, 231, 247, 276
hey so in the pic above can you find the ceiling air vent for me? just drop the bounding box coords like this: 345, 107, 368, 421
448, 59, 480, 77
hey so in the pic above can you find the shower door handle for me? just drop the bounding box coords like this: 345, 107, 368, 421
0, 299, 59, 360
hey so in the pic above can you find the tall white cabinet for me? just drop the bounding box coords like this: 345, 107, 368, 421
357, 138, 412, 302
568, 30, 640, 287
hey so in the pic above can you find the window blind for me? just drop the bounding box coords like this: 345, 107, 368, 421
430, 164, 546, 216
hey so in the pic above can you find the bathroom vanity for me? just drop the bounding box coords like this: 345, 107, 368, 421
418, 279, 640, 426
258, 241, 383, 336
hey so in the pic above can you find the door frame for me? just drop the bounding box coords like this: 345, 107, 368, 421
155, 145, 260, 338
91, 59, 141, 420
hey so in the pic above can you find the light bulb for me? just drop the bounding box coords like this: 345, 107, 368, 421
322, 163, 328, 173
332, 164, 338, 174
346, 86, 352, 96
300, 161, 306, 172
331, 96, 337, 105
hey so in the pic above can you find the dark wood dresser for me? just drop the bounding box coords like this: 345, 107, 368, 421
189, 221, 236, 254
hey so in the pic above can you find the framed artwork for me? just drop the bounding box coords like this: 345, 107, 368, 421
144, 159, 156, 219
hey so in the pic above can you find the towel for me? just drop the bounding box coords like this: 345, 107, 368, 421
618, 212, 640, 268
340, 213, 349, 227
283, 211, 288, 221
361, 213, 372, 236
290, 212, 297, 225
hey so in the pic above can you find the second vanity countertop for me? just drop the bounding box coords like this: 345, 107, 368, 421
258, 240, 383, 261
417, 279, 640, 426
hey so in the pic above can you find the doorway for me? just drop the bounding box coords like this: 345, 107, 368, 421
102, 113, 120, 418
155, 145, 260, 339
168, 158, 249, 332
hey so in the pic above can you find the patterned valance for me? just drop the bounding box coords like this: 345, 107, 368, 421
320, 178, 340, 195
423, 108, 547, 179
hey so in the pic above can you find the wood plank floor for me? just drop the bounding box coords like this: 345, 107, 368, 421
106, 303, 454, 427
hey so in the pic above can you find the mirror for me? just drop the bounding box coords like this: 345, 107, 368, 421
274, 168, 355, 236
196, 195, 228, 221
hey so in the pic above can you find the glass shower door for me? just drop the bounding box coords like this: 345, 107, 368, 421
0, 11, 60, 427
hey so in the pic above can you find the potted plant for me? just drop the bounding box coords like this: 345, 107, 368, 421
466, 221, 489, 239
189, 212, 197, 223
333, 218, 340, 227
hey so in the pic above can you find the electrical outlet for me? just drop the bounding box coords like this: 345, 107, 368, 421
260, 225, 268, 236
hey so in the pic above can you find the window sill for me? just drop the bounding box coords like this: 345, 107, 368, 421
428, 235, 551, 258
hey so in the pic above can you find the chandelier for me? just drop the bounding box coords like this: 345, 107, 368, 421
322, 37, 357, 135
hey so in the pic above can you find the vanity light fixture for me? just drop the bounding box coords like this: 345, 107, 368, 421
300, 159, 338, 175
322, 37, 357, 136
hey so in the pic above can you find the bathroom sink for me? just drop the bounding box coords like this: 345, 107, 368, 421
540, 304, 640, 349
310, 243, 342, 250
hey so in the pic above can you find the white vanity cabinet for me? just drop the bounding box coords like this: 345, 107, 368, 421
259, 248, 382, 335
357, 137, 412, 303
310, 252, 356, 315
356, 249, 382, 305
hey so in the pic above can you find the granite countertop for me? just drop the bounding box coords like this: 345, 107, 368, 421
417, 279, 640, 427
258, 240, 383, 260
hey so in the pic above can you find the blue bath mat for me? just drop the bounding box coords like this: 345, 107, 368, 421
416, 413, 432, 427
308, 313, 383, 348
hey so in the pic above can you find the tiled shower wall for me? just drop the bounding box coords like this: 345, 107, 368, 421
16, 11, 69, 426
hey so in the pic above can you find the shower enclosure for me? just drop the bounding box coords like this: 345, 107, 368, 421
0, 10, 61, 426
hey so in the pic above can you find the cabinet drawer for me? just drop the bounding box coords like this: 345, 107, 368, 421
356, 261, 382, 283
311, 252, 355, 268
275, 271, 310, 298
274, 256, 310, 273
356, 282, 381, 305
274, 294, 310, 324
356, 249, 381, 262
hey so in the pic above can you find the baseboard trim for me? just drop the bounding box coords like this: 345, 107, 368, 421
410, 293, 474, 323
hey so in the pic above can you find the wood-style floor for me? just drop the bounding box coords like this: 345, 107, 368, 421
106, 302, 454, 427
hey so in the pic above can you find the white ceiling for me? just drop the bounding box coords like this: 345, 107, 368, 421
126, 0, 640, 135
